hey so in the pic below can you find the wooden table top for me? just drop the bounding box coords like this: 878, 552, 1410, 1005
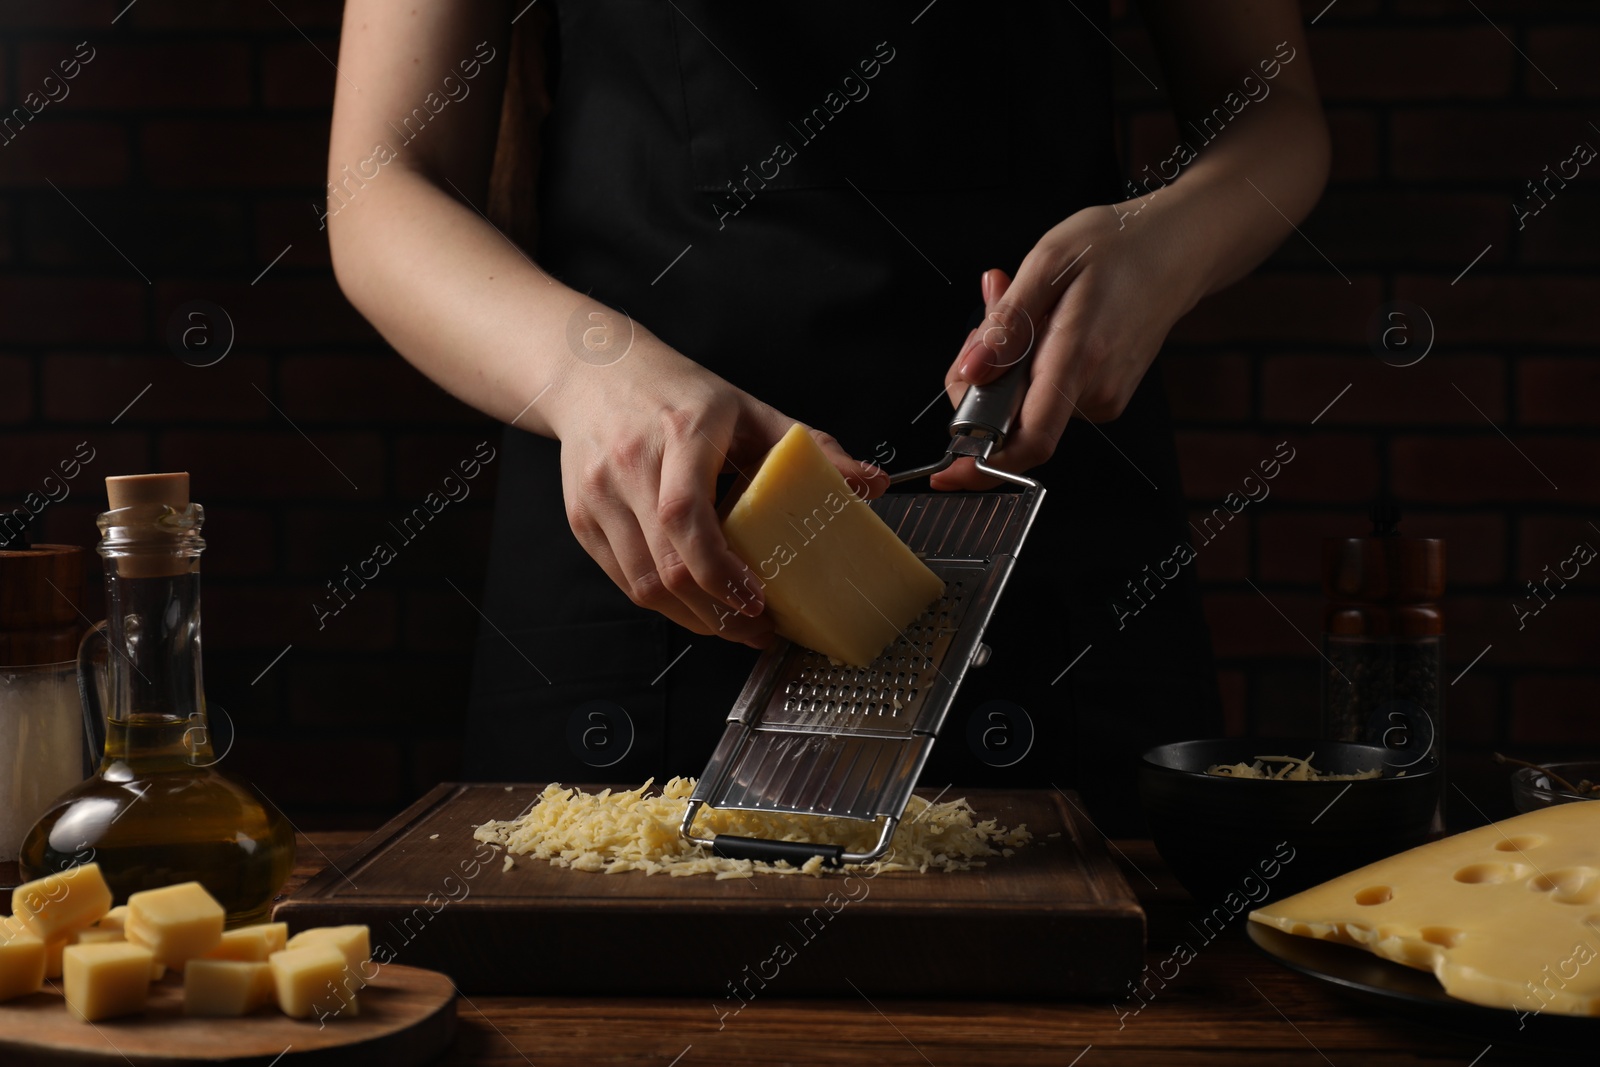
281, 831, 1546, 1066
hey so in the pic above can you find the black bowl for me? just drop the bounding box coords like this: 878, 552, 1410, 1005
1138, 737, 1439, 909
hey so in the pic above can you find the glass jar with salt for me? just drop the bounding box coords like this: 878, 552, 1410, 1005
0, 532, 88, 863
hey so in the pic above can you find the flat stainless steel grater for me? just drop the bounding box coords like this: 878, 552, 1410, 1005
681, 356, 1046, 866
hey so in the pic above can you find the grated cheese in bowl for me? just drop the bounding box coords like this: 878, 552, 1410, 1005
471, 777, 1031, 878
1205, 752, 1382, 781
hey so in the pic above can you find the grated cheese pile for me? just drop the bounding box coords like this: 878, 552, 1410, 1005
1205, 752, 1381, 781
471, 777, 1031, 879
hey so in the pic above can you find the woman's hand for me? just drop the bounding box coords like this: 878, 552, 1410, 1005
935, 1, 1328, 492
931, 204, 1201, 491
550, 329, 889, 646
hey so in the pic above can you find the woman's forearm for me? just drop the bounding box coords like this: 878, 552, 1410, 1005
327, 170, 585, 439
325, 0, 598, 440
1147, 84, 1331, 314
1132, 0, 1331, 318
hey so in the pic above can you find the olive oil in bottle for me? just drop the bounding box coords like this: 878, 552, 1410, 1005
19, 473, 294, 924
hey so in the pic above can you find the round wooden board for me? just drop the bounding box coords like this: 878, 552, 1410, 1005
0, 964, 456, 1065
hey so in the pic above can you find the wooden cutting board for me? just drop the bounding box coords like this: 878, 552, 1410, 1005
274, 785, 1144, 999
0, 964, 455, 1065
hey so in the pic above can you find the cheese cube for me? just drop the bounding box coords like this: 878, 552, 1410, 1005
0, 926, 46, 1002
269, 945, 358, 1020
722, 424, 944, 667
125, 882, 224, 965
5, 916, 61, 981
94, 906, 129, 934
203, 923, 288, 962
284, 925, 370, 974
72, 928, 125, 946
183, 959, 274, 1016
63, 942, 153, 1022
12, 863, 112, 942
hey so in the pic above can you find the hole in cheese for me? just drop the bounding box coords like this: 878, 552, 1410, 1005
1354, 885, 1393, 906
1528, 867, 1600, 904
1420, 926, 1465, 948
1493, 834, 1546, 852
1453, 862, 1531, 885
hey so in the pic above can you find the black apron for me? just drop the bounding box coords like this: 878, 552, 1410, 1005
464, 0, 1222, 833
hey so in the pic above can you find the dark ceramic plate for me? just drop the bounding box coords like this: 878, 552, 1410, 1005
1248, 922, 1596, 1048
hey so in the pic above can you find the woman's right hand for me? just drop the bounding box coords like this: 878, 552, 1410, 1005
548, 327, 888, 648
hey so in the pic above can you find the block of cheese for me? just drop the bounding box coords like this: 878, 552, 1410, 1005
203, 922, 288, 962
722, 424, 944, 667
62, 942, 154, 1022
12, 863, 112, 942
269, 944, 358, 1020
125, 882, 224, 965
1251, 801, 1600, 1016
0, 924, 46, 1002
285, 925, 370, 974
183, 959, 275, 1016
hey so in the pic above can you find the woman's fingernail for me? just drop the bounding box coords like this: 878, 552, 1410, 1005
981, 270, 993, 305
959, 344, 990, 382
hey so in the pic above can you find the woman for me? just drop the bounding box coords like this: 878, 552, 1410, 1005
328, 1, 1328, 831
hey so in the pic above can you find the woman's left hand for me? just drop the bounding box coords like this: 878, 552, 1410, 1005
931, 201, 1202, 491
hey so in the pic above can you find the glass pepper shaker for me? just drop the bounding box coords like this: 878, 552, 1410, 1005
1321, 499, 1445, 823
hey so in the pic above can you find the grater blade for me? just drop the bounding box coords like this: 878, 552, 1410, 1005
681, 484, 1045, 866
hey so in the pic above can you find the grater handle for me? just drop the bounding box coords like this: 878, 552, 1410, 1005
712, 835, 845, 868
948, 335, 1034, 447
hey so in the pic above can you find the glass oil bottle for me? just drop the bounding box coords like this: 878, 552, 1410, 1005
19, 473, 295, 924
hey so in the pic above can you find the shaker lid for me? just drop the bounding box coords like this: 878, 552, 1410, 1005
0, 542, 86, 666
1323, 499, 1445, 602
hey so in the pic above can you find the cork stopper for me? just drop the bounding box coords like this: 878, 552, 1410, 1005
103, 473, 197, 579
107, 472, 190, 512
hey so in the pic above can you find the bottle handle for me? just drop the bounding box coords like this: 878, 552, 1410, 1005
77, 619, 109, 766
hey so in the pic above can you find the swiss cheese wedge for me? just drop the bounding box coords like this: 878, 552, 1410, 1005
1250, 801, 1600, 1016
722, 424, 943, 667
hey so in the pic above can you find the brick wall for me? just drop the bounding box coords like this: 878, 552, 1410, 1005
1114, 0, 1600, 822
2, 1, 1594, 827
0, 0, 491, 827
